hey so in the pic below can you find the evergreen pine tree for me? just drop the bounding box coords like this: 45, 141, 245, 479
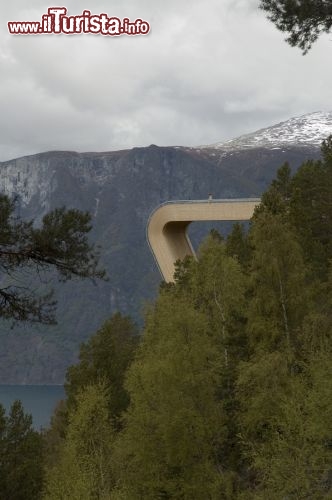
0, 401, 44, 500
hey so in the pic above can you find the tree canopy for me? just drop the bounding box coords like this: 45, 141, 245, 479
34, 137, 332, 497
0, 400, 44, 499
259, 0, 332, 53
65, 313, 138, 424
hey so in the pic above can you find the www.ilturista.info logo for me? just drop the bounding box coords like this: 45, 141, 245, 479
8, 7, 150, 36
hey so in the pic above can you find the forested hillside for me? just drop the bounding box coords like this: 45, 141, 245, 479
29, 138, 331, 498
0, 118, 324, 384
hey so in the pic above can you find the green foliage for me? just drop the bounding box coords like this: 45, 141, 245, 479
42, 399, 69, 471
113, 293, 228, 499
65, 313, 139, 424
43, 138, 332, 498
44, 382, 115, 499
259, 0, 332, 53
289, 153, 332, 279
0, 400, 44, 500
112, 238, 248, 499
189, 235, 248, 374
32, 207, 105, 281
234, 138, 332, 497
257, 139, 332, 279
237, 352, 332, 498
43, 313, 138, 473
226, 222, 250, 268
247, 212, 308, 352
256, 162, 292, 218
0, 194, 105, 324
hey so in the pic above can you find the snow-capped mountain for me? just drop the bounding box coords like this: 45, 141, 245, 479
206, 111, 332, 151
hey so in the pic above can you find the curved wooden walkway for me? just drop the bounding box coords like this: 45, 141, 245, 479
147, 199, 260, 282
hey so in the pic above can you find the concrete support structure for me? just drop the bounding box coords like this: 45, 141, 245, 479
147, 199, 260, 282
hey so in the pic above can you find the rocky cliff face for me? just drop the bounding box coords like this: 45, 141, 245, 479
0, 112, 330, 384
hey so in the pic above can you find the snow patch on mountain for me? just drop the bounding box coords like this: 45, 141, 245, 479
205, 112, 332, 151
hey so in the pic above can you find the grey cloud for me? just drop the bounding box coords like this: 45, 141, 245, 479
0, 0, 331, 160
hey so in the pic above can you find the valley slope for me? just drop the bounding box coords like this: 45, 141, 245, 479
0, 111, 330, 383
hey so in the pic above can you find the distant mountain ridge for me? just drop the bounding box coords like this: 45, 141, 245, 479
204, 111, 332, 150
0, 112, 330, 384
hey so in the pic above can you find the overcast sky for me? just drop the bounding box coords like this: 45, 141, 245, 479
1, 0, 331, 161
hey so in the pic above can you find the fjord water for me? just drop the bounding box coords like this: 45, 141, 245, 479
0, 385, 65, 430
